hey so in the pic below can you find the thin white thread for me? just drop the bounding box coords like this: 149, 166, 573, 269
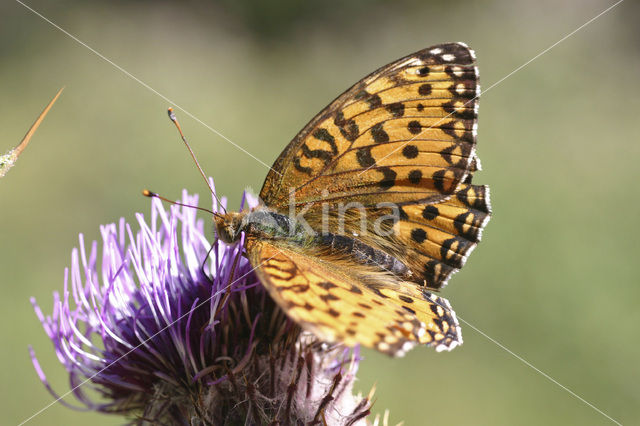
358, 0, 624, 176
14, 0, 281, 176
353, 253, 622, 424
458, 316, 622, 425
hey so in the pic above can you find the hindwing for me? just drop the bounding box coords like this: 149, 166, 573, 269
395, 183, 491, 289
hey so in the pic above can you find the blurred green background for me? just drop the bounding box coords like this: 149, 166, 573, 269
1, 0, 638, 424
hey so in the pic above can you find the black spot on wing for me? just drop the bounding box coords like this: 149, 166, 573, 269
440, 236, 469, 269
377, 167, 397, 190
355, 90, 368, 100
334, 111, 359, 142
312, 128, 338, 154
385, 102, 405, 117
372, 288, 390, 299
411, 228, 427, 243
429, 303, 440, 315
418, 83, 432, 96
443, 101, 476, 119
416, 66, 430, 76
423, 260, 455, 289
320, 293, 340, 302
327, 308, 340, 317
356, 147, 375, 167
402, 145, 419, 159
408, 169, 422, 184
371, 122, 390, 143
444, 65, 476, 80
349, 284, 363, 295
408, 120, 422, 135
422, 205, 439, 220
277, 283, 310, 293
447, 81, 476, 98
440, 120, 474, 143
319, 282, 338, 290
354, 89, 383, 110
301, 143, 333, 165
294, 157, 312, 175
367, 94, 383, 109
398, 206, 409, 220
453, 211, 484, 242
402, 305, 416, 315
432, 169, 447, 192
456, 185, 490, 212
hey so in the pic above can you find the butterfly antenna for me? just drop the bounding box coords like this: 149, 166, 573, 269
142, 189, 224, 219
167, 107, 227, 213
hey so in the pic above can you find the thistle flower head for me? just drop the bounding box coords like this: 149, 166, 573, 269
30, 186, 372, 425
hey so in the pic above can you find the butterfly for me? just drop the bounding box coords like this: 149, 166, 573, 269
214, 43, 491, 357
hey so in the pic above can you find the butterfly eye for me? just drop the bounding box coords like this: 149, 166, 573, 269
416, 67, 429, 76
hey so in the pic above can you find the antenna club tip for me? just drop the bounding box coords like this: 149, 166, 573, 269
142, 189, 156, 197
167, 108, 176, 121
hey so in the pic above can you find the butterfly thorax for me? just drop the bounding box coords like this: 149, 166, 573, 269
214, 208, 314, 246
242, 208, 314, 246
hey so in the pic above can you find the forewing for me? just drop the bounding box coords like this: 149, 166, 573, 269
260, 43, 479, 210
246, 238, 461, 356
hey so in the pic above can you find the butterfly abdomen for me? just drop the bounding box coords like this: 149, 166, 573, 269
317, 233, 410, 278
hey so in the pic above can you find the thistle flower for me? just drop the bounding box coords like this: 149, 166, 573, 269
30, 186, 373, 425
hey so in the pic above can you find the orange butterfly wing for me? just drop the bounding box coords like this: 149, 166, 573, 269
246, 238, 461, 356
395, 183, 491, 289
260, 43, 479, 210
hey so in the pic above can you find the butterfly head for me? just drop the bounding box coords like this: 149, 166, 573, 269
214, 211, 246, 243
